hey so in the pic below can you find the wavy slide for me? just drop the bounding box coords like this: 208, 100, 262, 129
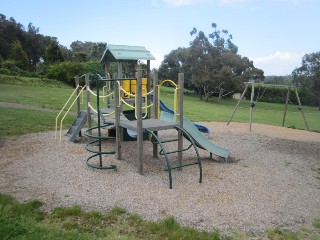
160, 111, 229, 161
156, 97, 211, 135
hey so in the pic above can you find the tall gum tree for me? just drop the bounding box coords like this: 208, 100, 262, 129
293, 52, 320, 110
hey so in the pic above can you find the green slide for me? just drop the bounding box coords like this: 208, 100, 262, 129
160, 111, 229, 161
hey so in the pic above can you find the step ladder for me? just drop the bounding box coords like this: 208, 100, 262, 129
66, 111, 87, 142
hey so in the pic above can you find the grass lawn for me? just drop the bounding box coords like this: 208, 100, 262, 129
1, 75, 320, 239
159, 88, 320, 132
1, 193, 319, 240
1, 75, 320, 138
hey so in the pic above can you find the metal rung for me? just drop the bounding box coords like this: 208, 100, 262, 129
165, 162, 200, 171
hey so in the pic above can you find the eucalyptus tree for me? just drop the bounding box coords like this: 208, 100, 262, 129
187, 23, 263, 101
292, 52, 320, 109
158, 23, 264, 101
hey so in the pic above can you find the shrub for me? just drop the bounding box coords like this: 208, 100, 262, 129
46, 61, 85, 85
84, 61, 104, 76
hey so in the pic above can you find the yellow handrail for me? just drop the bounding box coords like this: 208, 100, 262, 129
121, 98, 135, 109
58, 85, 86, 142
157, 80, 179, 120
102, 111, 115, 117
88, 86, 114, 99
121, 87, 136, 98
135, 88, 150, 119
55, 85, 81, 139
87, 102, 98, 114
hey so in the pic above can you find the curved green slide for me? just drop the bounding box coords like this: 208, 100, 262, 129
160, 111, 229, 161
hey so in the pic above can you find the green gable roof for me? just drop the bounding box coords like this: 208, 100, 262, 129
100, 44, 155, 62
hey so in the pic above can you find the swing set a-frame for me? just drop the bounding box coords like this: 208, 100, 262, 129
227, 80, 309, 131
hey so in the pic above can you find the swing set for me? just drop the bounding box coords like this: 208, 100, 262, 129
227, 80, 309, 131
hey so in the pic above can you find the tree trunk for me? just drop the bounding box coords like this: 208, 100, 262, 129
218, 88, 224, 100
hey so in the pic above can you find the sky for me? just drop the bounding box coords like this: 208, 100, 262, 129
1, 0, 319, 76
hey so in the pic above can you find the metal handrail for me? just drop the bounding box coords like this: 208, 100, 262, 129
55, 85, 81, 139
58, 85, 86, 142
157, 80, 179, 120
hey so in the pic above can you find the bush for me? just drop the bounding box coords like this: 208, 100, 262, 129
0, 60, 42, 78
46, 61, 85, 85
84, 61, 104, 76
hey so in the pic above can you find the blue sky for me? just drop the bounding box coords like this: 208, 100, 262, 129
1, 0, 319, 76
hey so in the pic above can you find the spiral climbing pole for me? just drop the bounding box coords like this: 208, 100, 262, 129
84, 74, 117, 170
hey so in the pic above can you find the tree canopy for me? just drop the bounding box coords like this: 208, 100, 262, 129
158, 23, 264, 101
292, 52, 320, 109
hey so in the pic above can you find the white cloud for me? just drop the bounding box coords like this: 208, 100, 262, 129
251, 51, 303, 76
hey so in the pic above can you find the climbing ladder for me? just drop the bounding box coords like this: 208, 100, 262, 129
146, 126, 202, 189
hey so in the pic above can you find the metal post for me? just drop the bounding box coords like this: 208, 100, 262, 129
249, 81, 255, 131
147, 60, 151, 119
115, 73, 122, 160
152, 72, 159, 158
96, 74, 103, 168
75, 76, 80, 115
85, 74, 92, 135
282, 87, 290, 127
178, 73, 184, 166
104, 61, 111, 108
227, 82, 250, 126
75, 76, 82, 137
136, 71, 144, 174
295, 87, 309, 130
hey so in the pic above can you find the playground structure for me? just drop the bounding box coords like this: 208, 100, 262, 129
227, 80, 309, 131
55, 44, 229, 188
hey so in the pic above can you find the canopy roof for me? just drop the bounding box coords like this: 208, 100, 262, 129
100, 44, 155, 62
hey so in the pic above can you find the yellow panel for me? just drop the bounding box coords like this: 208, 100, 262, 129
142, 77, 147, 85
122, 80, 131, 98
130, 78, 148, 95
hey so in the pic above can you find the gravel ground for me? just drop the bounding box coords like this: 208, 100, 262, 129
0, 122, 320, 234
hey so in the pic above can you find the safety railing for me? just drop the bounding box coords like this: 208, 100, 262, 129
117, 81, 154, 119
55, 85, 86, 141
87, 85, 115, 117
157, 79, 179, 121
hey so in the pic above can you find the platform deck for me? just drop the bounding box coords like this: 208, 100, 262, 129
119, 119, 176, 132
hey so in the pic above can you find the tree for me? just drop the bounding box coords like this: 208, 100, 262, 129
292, 52, 320, 109
187, 24, 263, 101
24, 23, 52, 69
9, 40, 29, 70
0, 14, 26, 59
158, 23, 264, 101
158, 48, 189, 83
45, 40, 64, 64
70, 41, 106, 61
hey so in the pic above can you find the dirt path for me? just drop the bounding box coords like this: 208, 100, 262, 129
0, 101, 59, 112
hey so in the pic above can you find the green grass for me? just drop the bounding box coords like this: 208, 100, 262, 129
0, 74, 70, 88
0, 74, 320, 137
0, 107, 74, 137
1, 194, 319, 240
0, 194, 223, 240
159, 88, 320, 132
